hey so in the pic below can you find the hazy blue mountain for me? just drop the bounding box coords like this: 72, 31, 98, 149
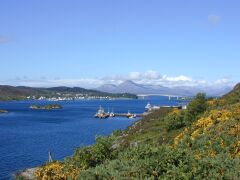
97, 80, 232, 97
96, 84, 118, 93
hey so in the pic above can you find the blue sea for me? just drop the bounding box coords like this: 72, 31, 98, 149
0, 96, 181, 179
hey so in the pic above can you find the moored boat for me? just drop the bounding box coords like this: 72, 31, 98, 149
145, 102, 152, 111
95, 106, 109, 118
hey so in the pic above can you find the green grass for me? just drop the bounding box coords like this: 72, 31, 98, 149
117, 107, 190, 148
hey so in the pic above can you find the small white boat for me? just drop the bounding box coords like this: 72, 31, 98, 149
145, 102, 152, 111
127, 110, 137, 118
109, 112, 115, 117
128, 114, 137, 119
109, 108, 115, 117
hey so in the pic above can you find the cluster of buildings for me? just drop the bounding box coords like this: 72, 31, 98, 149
26, 95, 117, 101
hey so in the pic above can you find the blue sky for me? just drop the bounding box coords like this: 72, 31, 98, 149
0, 0, 239, 88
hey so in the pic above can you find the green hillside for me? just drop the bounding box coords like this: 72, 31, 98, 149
31, 83, 240, 180
0, 85, 137, 101
223, 83, 240, 104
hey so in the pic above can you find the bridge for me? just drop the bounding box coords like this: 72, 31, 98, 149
137, 94, 180, 100
137, 94, 179, 97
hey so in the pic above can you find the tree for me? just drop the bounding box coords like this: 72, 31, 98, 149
165, 109, 185, 131
184, 93, 207, 125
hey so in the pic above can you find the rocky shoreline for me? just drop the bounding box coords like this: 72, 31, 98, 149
15, 168, 37, 180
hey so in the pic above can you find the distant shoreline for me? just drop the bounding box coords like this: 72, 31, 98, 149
0, 97, 137, 103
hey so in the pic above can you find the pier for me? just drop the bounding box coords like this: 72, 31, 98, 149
94, 103, 188, 119
114, 113, 144, 118
95, 113, 144, 119
94, 106, 143, 119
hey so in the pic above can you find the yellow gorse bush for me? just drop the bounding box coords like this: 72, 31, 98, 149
174, 127, 188, 146
174, 109, 233, 143
173, 103, 240, 160
209, 110, 232, 122
232, 104, 240, 120
172, 108, 181, 114
35, 161, 80, 180
207, 100, 216, 106
232, 141, 240, 157
207, 99, 225, 107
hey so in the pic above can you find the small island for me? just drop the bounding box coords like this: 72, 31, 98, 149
0, 110, 8, 114
30, 104, 62, 110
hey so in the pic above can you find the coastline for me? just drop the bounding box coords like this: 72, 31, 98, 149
0, 97, 137, 103
15, 112, 146, 179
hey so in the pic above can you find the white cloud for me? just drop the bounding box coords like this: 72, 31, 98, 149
0, 70, 235, 89
128, 72, 142, 80
127, 70, 161, 80
163, 75, 192, 82
144, 70, 161, 80
0, 78, 103, 88
213, 77, 232, 86
208, 15, 221, 25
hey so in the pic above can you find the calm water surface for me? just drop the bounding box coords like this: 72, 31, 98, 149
0, 97, 180, 179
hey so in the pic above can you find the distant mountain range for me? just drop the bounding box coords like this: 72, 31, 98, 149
0, 85, 137, 101
0, 81, 232, 101
96, 80, 232, 97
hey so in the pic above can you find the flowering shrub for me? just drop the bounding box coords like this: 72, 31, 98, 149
35, 161, 80, 180
173, 103, 240, 162
207, 99, 225, 108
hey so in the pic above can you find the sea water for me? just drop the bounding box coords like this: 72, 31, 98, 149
0, 96, 180, 179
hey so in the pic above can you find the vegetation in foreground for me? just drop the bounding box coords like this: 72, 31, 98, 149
23, 83, 240, 179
